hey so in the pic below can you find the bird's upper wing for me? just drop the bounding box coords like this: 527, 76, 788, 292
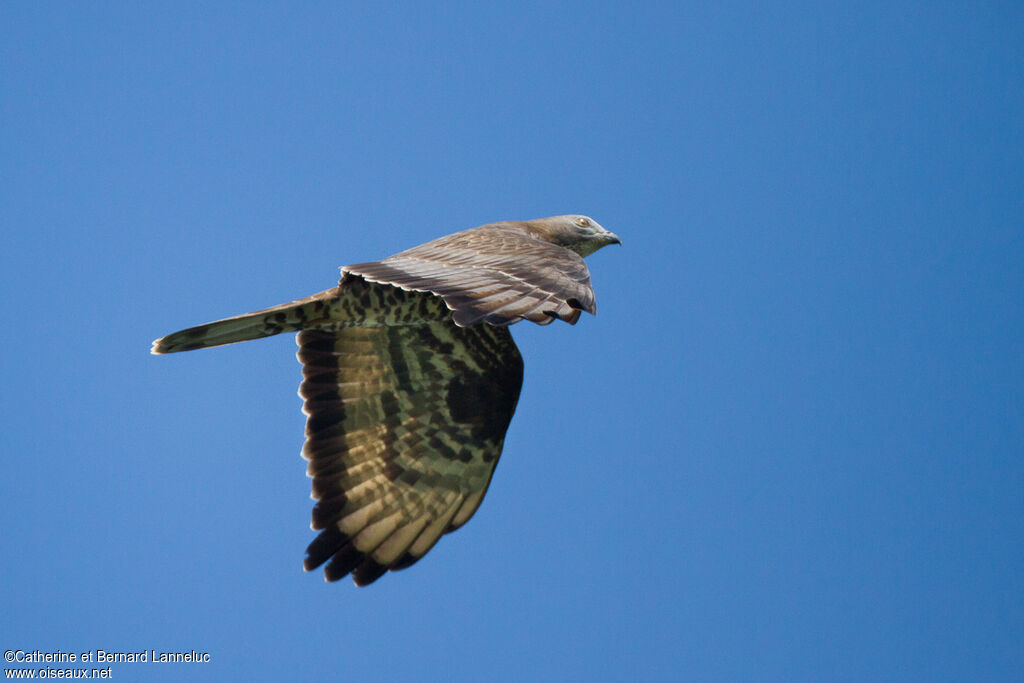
299, 281, 523, 586
343, 224, 595, 326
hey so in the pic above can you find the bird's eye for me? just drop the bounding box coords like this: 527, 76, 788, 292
576, 217, 590, 227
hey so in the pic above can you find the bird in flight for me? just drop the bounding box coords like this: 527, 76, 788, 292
152, 215, 620, 586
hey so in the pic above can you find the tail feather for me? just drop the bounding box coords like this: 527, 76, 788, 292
151, 287, 341, 354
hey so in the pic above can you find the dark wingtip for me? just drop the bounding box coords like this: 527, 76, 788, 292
352, 559, 388, 586
305, 527, 350, 574
323, 544, 363, 582
305, 527, 390, 587
390, 552, 421, 571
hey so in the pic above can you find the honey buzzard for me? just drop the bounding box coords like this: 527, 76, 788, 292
152, 215, 620, 586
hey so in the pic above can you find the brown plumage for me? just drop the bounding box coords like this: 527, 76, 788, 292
152, 215, 620, 586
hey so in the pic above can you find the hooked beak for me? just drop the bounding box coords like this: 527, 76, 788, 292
605, 232, 622, 246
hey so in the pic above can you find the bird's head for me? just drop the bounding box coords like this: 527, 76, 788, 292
530, 215, 621, 257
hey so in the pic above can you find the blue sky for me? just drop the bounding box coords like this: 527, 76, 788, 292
2, 2, 1022, 681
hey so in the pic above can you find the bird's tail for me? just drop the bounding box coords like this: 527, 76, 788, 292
151, 286, 342, 354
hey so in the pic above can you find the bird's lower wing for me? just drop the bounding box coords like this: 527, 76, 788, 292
298, 314, 523, 586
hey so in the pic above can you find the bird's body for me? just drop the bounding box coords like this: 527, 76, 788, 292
153, 215, 619, 586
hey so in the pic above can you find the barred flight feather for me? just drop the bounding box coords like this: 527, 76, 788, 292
295, 287, 523, 583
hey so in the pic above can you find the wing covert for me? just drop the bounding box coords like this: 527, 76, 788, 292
344, 225, 596, 327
